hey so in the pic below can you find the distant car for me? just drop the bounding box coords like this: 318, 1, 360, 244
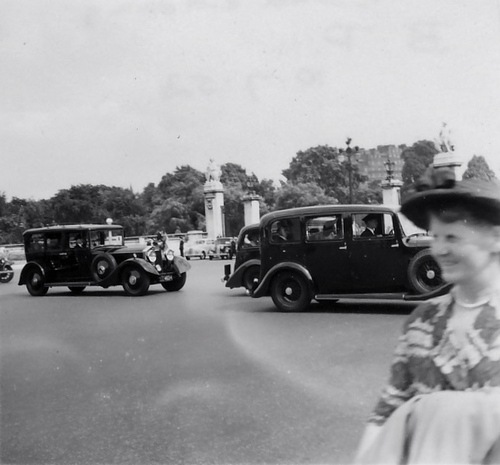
250, 205, 447, 312
209, 237, 234, 260
185, 238, 214, 260
223, 224, 261, 291
18, 224, 191, 296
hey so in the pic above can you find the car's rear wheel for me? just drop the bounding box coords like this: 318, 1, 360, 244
122, 266, 150, 296
243, 266, 260, 292
0, 264, 14, 283
161, 272, 187, 292
271, 271, 311, 312
91, 253, 117, 282
68, 286, 86, 294
26, 268, 48, 296
408, 250, 443, 294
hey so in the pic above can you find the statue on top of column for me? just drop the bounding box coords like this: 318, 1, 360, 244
434, 122, 454, 153
206, 158, 222, 183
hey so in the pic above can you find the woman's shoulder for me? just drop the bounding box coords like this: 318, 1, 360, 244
405, 294, 452, 328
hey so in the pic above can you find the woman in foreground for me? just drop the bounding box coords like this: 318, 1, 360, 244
355, 168, 500, 464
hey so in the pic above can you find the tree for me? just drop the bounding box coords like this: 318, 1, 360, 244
463, 155, 496, 181
282, 145, 367, 204
274, 182, 337, 210
400, 140, 438, 198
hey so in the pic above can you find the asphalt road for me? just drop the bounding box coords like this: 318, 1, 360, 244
1, 260, 414, 464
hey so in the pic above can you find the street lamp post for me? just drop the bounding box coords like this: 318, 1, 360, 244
339, 138, 359, 204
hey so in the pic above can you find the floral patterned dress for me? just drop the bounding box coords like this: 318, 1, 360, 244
369, 289, 500, 426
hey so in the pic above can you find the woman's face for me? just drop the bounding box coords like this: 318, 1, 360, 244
429, 215, 500, 286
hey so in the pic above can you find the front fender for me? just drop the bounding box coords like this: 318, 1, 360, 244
252, 262, 314, 298
225, 259, 260, 289
172, 256, 191, 274
104, 258, 159, 285
18, 262, 45, 285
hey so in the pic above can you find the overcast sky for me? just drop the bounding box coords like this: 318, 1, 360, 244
2, 0, 500, 200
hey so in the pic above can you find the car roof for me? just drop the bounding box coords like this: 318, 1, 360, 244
259, 204, 397, 226
23, 224, 124, 236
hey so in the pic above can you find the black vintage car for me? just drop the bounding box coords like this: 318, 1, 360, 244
251, 205, 447, 311
19, 224, 190, 296
223, 224, 260, 291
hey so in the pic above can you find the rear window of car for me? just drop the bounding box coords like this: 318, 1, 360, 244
269, 218, 301, 243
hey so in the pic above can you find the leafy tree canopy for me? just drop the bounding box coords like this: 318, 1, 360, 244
463, 155, 496, 181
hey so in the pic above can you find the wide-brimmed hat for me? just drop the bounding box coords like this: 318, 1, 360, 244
401, 167, 500, 229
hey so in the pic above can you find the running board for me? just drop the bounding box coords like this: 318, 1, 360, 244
314, 284, 452, 302
315, 293, 407, 301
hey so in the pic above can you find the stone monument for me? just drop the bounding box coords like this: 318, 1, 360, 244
432, 123, 464, 180
242, 174, 260, 226
204, 159, 225, 238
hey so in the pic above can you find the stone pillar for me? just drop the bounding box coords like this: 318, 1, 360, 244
381, 179, 403, 206
204, 181, 225, 239
243, 194, 260, 226
433, 151, 464, 181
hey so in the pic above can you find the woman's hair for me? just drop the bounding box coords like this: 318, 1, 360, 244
427, 200, 495, 227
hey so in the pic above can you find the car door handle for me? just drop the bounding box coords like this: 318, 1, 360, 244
59, 252, 68, 257
339, 245, 347, 250
390, 243, 399, 248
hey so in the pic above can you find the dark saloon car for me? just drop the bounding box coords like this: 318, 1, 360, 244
19, 224, 191, 296
223, 224, 260, 291
251, 205, 446, 311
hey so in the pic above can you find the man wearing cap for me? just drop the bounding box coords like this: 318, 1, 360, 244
361, 214, 379, 237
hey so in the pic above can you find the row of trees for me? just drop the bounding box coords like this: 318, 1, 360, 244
0, 141, 495, 244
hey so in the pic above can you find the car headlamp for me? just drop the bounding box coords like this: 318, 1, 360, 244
146, 247, 157, 263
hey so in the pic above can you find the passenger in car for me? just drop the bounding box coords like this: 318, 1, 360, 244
355, 168, 500, 464
311, 220, 337, 240
360, 214, 379, 237
272, 220, 291, 242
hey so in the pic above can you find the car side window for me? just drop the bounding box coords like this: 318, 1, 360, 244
45, 232, 63, 251
352, 213, 395, 239
69, 232, 88, 249
90, 231, 104, 247
27, 233, 45, 253
270, 218, 300, 243
242, 231, 259, 248
306, 216, 344, 241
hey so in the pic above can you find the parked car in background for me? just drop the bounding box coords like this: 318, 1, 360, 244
250, 205, 446, 311
184, 238, 214, 260
223, 224, 260, 291
18, 224, 190, 296
209, 237, 234, 260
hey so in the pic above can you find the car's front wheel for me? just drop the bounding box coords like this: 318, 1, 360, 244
26, 268, 48, 296
121, 266, 150, 296
408, 250, 443, 294
161, 272, 187, 292
271, 271, 311, 312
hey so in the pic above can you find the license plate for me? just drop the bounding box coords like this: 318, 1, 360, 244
160, 275, 173, 282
